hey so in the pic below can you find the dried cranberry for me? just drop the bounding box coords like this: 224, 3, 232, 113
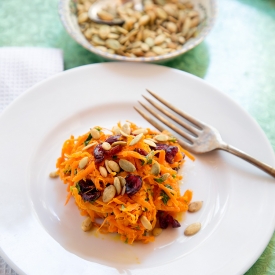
78, 179, 101, 202
171, 218, 181, 228
165, 146, 178, 164
82, 191, 101, 202
136, 148, 148, 156
158, 212, 169, 229
105, 145, 122, 157
125, 174, 142, 196
78, 179, 95, 192
105, 135, 122, 144
158, 211, 181, 229
94, 144, 105, 163
155, 143, 178, 164
155, 143, 169, 151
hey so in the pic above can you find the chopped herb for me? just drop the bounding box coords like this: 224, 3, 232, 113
154, 177, 164, 183
147, 159, 153, 165
165, 184, 173, 189
95, 127, 101, 131
121, 204, 125, 211
74, 169, 77, 175
161, 190, 170, 205
63, 168, 71, 175
145, 151, 154, 164
172, 174, 177, 178
140, 159, 145, 166
154, 173, 169, 183
76, 183, 81, 193
84, 133, 92, 146
169, 137, 177, 143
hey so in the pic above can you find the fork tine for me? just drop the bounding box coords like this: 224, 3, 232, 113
142, 95, 200, 137
146, 89, 204, 129
134, 106, 193, 151
134, 106, 166, 133
138, 101, 194, 144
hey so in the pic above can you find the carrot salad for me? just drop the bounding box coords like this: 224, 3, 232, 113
56, 122, 194, 244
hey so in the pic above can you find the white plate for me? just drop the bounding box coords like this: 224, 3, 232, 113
0, 63, 275, 275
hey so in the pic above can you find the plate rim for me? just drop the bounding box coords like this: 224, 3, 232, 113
0, 62, 275, 275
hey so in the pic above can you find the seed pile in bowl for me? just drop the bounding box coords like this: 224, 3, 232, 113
53, 121, 204, 244
77, 0, 201, 57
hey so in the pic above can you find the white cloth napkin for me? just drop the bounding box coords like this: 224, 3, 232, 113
0, 47, 63, 114
0, 47, 64, 274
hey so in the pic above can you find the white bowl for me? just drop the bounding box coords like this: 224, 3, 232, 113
58, 0, 217, 62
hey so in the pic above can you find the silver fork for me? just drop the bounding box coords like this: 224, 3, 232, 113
134, 89, 275, 178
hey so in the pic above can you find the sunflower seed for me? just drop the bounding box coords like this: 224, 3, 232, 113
90, 128, 100, 139
92, 35, 105, 46
119, 159, 136, 172
78, 12, 88, 23
117, 176, 126, 187
81, 217, 93, 232
132, 128, 148, 135
152, 46, 164, 55
112, 125, 121, 135
184, 222, 201, 236
114, 177, 122, 195
108, 160, 120, 173
102, 185, 116, 203
99, 25, 110, 40
106, 39, 121, 50
82, 142, 97, 151
188, 201, 203, 213
155, 7, 168, 20
120, 129, 130, 137
140, 215, 152, 230
97, 10, 114, 21
79, 156, 89, 169
182, 16, 191, 36
141, 43, 150, 52
178, 36, 186, 44
99, 166, 107, 177
155, 134, 169, 141
102, 142, 111, 151
161, 173, 170, 181
166, 22, 177, 33
139, 14, 150, 26
145, 37, 155, 48
144, 139, 157, 147
154, 34, 166, 45
121, 185, 126, 196
110, 141, 126, 147
105, 160, 113, 174
130, 133, 143, 146
49, 171, 59, 178
121, 123, 131, 135
151, 162, 160, 175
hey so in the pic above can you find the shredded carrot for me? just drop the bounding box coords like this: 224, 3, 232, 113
56, 122, 195, 244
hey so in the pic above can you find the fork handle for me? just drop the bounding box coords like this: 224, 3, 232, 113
220, 143, 275, 178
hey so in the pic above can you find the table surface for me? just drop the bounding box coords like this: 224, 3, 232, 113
0, 0, 275, 274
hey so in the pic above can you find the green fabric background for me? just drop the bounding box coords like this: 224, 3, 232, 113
0, 0, 275, 274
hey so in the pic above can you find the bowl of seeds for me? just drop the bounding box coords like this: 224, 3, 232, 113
59, 0, 217, 62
